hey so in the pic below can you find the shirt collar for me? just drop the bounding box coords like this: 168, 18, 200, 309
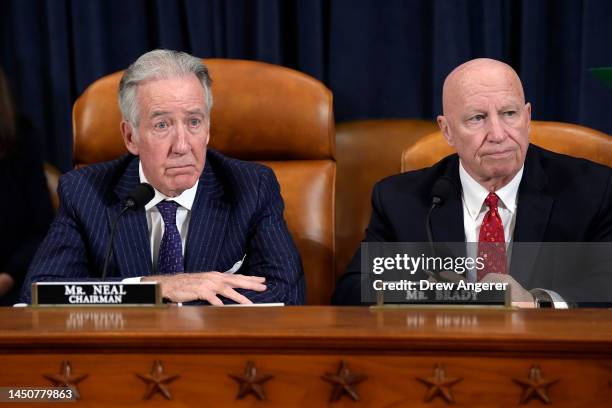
459, 160, 524, 220
138, 161, 199, 211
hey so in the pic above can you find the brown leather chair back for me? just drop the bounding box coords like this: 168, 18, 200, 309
43, 162, 61, 211
335, 119, 438, 277
73, 59, 335, 305
401, 121, 612, 172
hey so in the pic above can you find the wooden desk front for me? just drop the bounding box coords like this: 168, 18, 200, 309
0, 306, 610, 407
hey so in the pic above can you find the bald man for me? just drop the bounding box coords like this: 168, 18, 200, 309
333, 58, 612, 308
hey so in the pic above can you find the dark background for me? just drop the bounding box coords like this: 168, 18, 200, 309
1, 0, 611, 171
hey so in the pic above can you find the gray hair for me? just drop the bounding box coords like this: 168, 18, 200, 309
118, 49, 213, 126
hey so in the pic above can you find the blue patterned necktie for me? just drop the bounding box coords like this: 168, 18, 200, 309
156, 201, 184, 274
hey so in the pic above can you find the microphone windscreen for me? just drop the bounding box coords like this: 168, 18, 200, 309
127, 183, 155, 209
430, 176, 455, 205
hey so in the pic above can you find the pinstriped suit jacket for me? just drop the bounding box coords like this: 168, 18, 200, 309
21, 150, 305, 305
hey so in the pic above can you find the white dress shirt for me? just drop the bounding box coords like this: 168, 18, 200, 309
458, 161, 566, 307
459, 160, 523, 282
139, 162, 199, 273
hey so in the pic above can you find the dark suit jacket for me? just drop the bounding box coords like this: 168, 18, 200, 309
21, 150, 305, 305
333, 144, 612, 305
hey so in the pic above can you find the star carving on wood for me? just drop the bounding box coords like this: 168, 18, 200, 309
416, 363, 462, 404
136, 360, 180, 400
513, 364, 559, 404
322, 360, 367, 402
43, 360, 88, 400
228, 361, 274, 400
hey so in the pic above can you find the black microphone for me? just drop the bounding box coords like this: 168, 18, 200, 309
425, 177, 455, 281
125, 183, 156, 210
101, 183, 155, 280
426, 176, 454, 242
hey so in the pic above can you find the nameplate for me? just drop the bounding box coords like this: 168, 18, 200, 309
399, 288, 509, 306
374, 284, 510, 307
32, 282, 162, 307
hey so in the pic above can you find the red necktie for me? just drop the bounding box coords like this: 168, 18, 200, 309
477, 192, 507, 280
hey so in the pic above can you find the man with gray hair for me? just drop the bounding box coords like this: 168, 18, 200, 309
22, 49, 305, 305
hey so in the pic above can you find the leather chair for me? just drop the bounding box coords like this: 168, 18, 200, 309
43, 162, 61, 211
335, 119, 438, 277
73, 59, 335, 305
401, 121, 612, 172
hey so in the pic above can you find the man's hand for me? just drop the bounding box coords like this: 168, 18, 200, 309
0, 273, 15, 298
142, 272, 266, 305
480, 273, 535, 308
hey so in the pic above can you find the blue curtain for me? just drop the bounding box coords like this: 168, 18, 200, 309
1, 0, 611, 171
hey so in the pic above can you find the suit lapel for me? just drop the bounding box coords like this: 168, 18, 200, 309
107, 156, 152, 277
430, 156, 466, 257
510, 145, 554, 286
184, 159, 230, 272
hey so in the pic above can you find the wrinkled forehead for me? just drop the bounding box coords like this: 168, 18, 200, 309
137, 76, 207, 110
442, 60, 525, 113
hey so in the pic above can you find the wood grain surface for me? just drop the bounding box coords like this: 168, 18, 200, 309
0, 306, 610, 407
